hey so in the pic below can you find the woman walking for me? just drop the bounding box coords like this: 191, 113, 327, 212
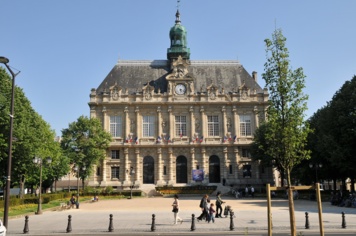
215, 191, 225, 218
172, 194, 183, 224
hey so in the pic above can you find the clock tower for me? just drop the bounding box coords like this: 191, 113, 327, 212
166, 10, 194, 97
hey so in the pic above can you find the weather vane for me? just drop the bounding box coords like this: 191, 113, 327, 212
177, 0, 180, 10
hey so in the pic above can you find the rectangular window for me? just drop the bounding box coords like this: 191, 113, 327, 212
110, 116, 122, 137
229, 164, 233, 175
142, 115, 155, 137
163, 166, 167, 175
242, 148, 251, 158
111, 167, 120, 179
207, 115, 219, 136
175, 116, 187, 137
240, 115, 251, 136
111, 150, 120, 159
96, 167, 101, 176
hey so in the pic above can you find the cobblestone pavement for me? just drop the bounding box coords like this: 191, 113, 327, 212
6, 196, 356, 235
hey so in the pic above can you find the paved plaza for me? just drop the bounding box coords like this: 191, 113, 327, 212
6, 195, 356, 235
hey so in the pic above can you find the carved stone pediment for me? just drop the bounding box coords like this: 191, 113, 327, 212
110, 83, 122, 101
166, 55, 191, 80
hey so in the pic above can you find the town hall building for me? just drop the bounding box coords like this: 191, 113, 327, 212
87, 9, 273, 190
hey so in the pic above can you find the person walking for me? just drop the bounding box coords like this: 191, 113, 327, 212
197, 194, 209, 221
215, 191, 225, 218
172, 194, 183, 224
251, 186, 255, 198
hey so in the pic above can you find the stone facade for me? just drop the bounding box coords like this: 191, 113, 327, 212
87, 10, 273, 189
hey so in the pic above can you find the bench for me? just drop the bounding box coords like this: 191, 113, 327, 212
59, 202, 73, 210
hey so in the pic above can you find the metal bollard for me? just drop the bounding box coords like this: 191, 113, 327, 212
342, 212, 346, 228
151, 214, 156, 232
305, 212, 309, 229
23, 215, 29, 234
108, 214, 114, 232
191, 214, 196, 231
229, 210, 234, 231
66, 215, 72, 233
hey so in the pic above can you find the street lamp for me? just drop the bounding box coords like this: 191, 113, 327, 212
1, 56, 20, 228
309, 163, 322, 183
73, 165, 86, 207
33, 156, 52, 215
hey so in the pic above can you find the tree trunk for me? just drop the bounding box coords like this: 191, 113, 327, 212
19, 175, 26, 199
287, 168, 296, 236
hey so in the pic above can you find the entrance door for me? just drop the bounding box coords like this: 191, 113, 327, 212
143, 156, 154, 184
176, 156, 188, 183
209, 155, 221, 183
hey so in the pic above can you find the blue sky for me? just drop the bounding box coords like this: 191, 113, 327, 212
1, 0, 355, 136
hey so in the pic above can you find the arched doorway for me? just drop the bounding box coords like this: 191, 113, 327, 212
209, 155, 221, 183
176, 156, 188, 183
143, 156, 154, 184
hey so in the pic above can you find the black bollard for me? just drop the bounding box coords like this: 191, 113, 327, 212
108, 214, 114, 232
229, 210, 234, 231
191, 214, 196, 231
151, 214, 156, 232
66, 215, 72, 233
23, 215, 29, 234
305, 212, 310, 229
342, 212, 346, 228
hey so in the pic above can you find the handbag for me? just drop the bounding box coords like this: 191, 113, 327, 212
172, 207, 178, 213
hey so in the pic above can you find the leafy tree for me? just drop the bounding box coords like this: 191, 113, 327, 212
1, 68, 63, 197
262, 28, 311, 236
61, 116, 112, 190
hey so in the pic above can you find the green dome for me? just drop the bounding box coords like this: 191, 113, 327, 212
167, 10, 190, 60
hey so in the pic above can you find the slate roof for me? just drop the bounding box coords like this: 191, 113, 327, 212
96, 60, 263, 95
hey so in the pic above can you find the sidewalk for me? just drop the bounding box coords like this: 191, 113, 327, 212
6, 196, 356, 235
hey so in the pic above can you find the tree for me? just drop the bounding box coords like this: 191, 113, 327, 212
1, 68, 64, 197
262, 29, 311, 236
61, 116, 112, 190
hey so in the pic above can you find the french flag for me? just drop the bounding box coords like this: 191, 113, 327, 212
125, 136, 129, 143
192, 136, 196, 143
134, 137, 139, 144
199, 136, 204, 143
157, 136, 162, 143
233, 135, 237, 142
166, 135, 171, 143
223, 136, 228, 143
129, 137, 133, 143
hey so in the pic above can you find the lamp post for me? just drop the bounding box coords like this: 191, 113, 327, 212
309, 163, 322, 183
74, 165, 86, 206
1, 56, 20, 228
33, 156, 52, 215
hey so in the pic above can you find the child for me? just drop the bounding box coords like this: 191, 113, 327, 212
209, 203, 216, 223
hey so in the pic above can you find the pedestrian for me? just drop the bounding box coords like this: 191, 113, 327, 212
172, 194, 183, 224
251, 186, 255, 198
208, 203, 216, 223
215, 191, 225, 218
245, 186, 249, 197
206, 199, 211, 222
197, 194, 209, 221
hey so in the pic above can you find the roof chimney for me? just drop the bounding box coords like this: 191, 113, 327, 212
252, 71, 257, 82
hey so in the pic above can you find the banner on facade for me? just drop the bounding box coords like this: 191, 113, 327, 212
192, 169, 204, 181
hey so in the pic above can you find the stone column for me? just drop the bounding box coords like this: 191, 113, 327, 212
135, 106, 140, 139
222, 106, 227, 140
99, 158, 107, 186
232, 106, 238, 139
200, 106, 205, 142
156, 147, 165, 186
102, 106, 107, 132
157, 106, 162, 138
124, 106, 129, 139
234, 148, 239, 180
189, 106, 195, 142
134, 148, 141, 186
123, 148, 130, 186
223, 147, 228, 181
168, 147, 175, 185
168, 106, 173, 141
254, 106, 259, 130
201, 147, 208, 184
190, 147, 195, 184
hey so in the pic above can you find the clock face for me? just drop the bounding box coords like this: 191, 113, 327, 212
175, 84, 186, 95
